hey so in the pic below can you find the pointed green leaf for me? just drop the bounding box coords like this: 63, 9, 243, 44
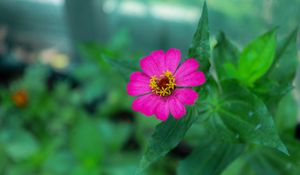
205, 80, 288, 154
221, 156, 251, 175
247, 134, 300, 175
268, 28, 298, 83
238, 30, 276, 86
188, 1, 210, 72
177, 138, 245, 175
253, 29, 298, 114
135, 107, 200, 174
251, 78, 293, 116
213, 32, 240, 80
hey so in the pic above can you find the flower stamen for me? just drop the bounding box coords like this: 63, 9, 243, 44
149, 71, 176, 96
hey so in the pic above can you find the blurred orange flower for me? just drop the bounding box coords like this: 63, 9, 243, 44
12, 90, 28, 107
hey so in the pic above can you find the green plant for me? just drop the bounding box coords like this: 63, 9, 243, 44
82, 2, 299, 175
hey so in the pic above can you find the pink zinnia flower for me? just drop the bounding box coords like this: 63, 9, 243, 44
127, 48, 206, 121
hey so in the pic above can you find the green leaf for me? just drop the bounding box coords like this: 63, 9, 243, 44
247, 134, 300, 175
188, 1, 210, 72
221, 156, 252, 175
238, 29, 276, 86
213, 32, 240, 80
135, 107, 201, 174
268, 28, 298, 83
253, 29, 298, 114
177, 138, 245, 175
205, 80, 288, 154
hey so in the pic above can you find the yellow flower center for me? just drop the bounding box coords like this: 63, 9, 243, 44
149, 71, 176, 96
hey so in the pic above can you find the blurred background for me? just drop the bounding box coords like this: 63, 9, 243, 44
0, 0, 299, 175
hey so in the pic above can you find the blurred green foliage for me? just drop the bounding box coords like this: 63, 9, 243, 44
0, 63, 157, 175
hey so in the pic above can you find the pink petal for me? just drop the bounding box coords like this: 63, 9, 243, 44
140, 50, 165, 77
150, 50, 166, 74
132, 94, 160, 116
155, 98, 169, 121
168, 97, 186, 119
127, 72, 151, 96
127, 82, 151, 96
129, 72, 149, 82
173, 88, 198, 105
174, 58, 199, 80
176, 71, 206, 87
165, 48, 181, 73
